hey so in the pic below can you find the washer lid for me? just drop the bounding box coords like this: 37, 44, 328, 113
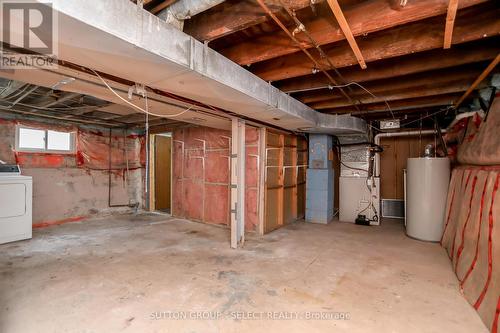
0, 164, 21, 176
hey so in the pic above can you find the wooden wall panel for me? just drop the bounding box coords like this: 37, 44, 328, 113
264, 132, 307, 233
154, 135, 171, 211
380, 134, 434, 199
297, 137, 307, 218
264, 132, 283, 233
265, 190, 281, 233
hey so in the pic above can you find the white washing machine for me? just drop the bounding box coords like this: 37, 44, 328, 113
0, 165, 32, 244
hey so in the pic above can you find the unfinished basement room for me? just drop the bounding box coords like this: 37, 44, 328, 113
0, 0, 499, 332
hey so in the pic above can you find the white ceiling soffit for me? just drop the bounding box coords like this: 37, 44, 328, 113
7, 0, 367, 138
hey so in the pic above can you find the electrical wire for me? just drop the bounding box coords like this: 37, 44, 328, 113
90, 68, 193, 118
326, 82, 395, 119
339, 160, 368, 173
273, 1, 396, 119
256, 0, 359, 110
366, 106, 454, 134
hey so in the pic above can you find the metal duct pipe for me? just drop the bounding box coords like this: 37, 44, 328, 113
374, 129, 446, 177
158, 0, 225, 30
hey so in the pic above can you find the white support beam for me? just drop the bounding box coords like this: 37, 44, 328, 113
231, 118, 245, 248
258, 127, 266, 235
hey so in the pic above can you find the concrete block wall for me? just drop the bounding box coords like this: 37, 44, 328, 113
0, 116, 144, 227
0, 116, 262, 232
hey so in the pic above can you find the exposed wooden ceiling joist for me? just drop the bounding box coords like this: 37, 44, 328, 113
310, 79, 483, 109
354, 107, 443, 119
150, 0, 178, 14
296, 64, 487, 104
326, 0, 366, 69
219, 0, 486, 66
152, 0, 497, 120
251, 6, 500, 82
444, 0, 459, 49
276, 40, 499, 93
454, 53, 500, 107
255, 0, 360, 109
322, 93, 463, 114
184, 0, 321, 41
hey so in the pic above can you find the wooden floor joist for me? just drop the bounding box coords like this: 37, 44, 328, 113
311, 80, 476, 109
324, 93, 462, 114
255, 0, 359, 110
184, 0, 318, 41
276, 42, 498, 93
297, 65, 484, 104
150, 0, 177, 14
326, 0, 366, 69
144, 0, 500, 120
444, 0, 460, 49
251, 7, 500, 82
220, 0, 486, 66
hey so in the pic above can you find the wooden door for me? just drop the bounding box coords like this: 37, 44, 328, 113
154, 135, 171, 211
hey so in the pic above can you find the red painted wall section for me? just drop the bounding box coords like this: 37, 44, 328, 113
0, 118, 145, 170
0, 117, 145, 226
0, 119, 77, 167
172, 125, 260, 232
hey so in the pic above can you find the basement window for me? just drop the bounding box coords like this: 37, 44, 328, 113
16, 126, 75, 153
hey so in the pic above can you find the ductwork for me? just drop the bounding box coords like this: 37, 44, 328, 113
158, 0, 225, 30
0, 0, 367, 141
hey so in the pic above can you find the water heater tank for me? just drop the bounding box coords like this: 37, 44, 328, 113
406, 157, 450, 241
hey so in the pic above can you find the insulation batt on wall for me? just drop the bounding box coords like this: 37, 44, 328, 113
171, 126, 260, 232
441, 94, 500, 332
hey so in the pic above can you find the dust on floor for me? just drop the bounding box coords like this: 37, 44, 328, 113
0, 213, 487, 332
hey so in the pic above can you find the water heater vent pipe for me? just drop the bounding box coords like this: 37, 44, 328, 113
374, 129, 446, 177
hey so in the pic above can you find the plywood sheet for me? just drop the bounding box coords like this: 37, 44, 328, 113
380, 135, 433, 199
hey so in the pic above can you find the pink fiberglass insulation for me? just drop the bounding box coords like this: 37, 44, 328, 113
171, 126, 260, 232
441, 94, 500, 332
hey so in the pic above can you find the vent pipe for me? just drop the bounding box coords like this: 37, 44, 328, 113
158, 0, 225, 30
374, 129, 446, 177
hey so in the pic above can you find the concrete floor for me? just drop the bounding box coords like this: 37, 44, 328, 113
0, 214, 487, 333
